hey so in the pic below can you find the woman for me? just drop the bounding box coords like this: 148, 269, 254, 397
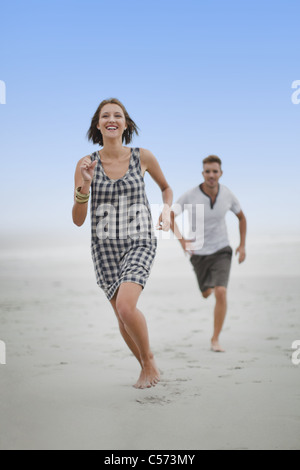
72, 98, 173, 389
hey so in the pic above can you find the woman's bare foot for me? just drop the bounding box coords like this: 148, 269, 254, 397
211, 339, 225, 353
134, 357, 161, 389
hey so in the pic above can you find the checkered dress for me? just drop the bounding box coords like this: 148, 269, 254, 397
90, 148, 157, 300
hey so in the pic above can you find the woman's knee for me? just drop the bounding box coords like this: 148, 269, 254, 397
115, 283, 142, 324
116, 296, 135, 324
110, 299, 124, 328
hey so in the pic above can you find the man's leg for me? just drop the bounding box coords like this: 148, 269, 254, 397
202, 288, 214, 299
211, 286, 227, 352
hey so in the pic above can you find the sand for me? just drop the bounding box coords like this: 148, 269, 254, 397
0, 234, 299, 450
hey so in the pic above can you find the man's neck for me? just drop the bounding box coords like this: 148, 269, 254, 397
201, 182, 220, 198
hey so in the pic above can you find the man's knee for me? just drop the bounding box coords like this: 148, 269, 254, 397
202, 288, 213, 299
215, 286, 227, 301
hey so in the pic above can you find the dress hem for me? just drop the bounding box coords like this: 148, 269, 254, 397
100, 278, 146, 301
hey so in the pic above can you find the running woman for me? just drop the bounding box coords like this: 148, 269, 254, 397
73, 98, 172, 388
171, 155, 247, 352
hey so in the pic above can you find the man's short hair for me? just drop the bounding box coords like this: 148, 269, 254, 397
203, 155, 222, 168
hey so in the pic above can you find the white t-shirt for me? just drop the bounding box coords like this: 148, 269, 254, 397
173, 184, 242, 255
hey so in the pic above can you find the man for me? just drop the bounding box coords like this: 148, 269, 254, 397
171, 155, 247, 352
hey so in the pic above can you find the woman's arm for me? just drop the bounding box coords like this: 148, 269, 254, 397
72, 156, 97, 227
140, 148, 173, 231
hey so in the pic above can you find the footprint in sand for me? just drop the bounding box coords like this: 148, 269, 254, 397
136, 396, 171, 406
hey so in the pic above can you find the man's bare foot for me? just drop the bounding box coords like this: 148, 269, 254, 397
211, 339, 225, 353
134, 358, 161, 389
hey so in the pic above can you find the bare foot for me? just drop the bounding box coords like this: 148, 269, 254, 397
211, 339, 225, 353
134, 358, 161, 389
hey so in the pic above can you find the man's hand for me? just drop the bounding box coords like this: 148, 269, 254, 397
180, 238, 195, 256
236, 245, 246, 264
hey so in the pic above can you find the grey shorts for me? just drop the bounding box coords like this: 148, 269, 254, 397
190, 246, 233, 293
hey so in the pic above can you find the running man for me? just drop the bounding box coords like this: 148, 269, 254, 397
171, 155, 247, 352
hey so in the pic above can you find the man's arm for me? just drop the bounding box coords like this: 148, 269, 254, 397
235, 210, 247, 263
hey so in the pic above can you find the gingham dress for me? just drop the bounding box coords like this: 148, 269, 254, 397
90, 148, 157, 300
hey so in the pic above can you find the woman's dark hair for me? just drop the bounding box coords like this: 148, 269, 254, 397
87, 98, 139, 146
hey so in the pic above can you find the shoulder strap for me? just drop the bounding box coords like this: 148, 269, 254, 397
131, 148, 143, 175
90, 151, 98, 162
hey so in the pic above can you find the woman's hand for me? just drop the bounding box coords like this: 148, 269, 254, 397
80, 157, 97, 183
73, 156, 97, 227
157, 204, 171, 232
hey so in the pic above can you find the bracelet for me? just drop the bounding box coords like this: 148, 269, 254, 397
75, 187, 90, 204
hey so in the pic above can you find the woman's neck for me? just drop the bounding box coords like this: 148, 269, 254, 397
101, 139, 125, 160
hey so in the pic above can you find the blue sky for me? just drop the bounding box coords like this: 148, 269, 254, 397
0, 0, 300, 242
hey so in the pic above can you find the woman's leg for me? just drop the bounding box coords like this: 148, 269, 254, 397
114, 282, 160, 389
110, 294, 142, 367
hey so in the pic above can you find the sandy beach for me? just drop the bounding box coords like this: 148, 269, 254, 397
0, 234, 299, 450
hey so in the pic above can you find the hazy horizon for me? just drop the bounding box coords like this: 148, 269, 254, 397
1, 0, 300, 241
